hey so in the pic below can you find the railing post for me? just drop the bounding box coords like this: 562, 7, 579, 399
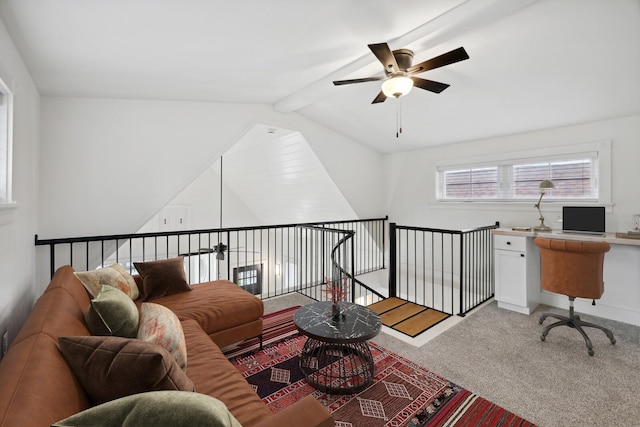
458, 233, 465, 316
350, 231, 356, 303
388, 222, 397, 298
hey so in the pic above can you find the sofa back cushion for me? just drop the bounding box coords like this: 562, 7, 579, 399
12, 286, 91, 348
0, 266, 93, 427
0, 333, 91, 427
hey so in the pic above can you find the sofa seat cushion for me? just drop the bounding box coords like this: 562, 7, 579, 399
53, 391, 243, 427
144, 281, 263, 339
181, 319, 272, 427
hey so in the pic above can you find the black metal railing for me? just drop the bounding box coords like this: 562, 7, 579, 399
35, 217, 387, 303
34, 217, 495, 314
389, 222, 498, 316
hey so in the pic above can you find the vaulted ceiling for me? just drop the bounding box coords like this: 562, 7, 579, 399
1, 0, 638, 154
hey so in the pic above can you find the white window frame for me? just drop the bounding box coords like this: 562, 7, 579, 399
0, 77, 16, 225
434, 140, 612, 211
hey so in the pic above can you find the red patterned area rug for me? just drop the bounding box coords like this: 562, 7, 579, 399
223, 305, 300, 359
227, 307, 536, 427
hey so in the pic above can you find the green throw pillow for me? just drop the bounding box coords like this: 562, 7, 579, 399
85, 285, 139, 338
52, 391, 242, 427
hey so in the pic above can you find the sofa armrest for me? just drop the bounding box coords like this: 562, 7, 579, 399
253, 395, 334, 427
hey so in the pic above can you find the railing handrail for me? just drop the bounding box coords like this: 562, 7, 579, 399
394, 221, 499, 235
34, 216, 388, 245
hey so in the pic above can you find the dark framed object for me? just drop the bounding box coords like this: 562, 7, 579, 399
233, 263, 262, 295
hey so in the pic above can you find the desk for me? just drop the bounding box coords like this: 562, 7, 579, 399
492, 229, 640, 326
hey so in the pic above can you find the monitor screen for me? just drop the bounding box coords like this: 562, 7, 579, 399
562, 206, 605, 234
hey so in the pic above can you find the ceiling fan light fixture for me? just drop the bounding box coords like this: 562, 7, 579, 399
381, 75, 413, 98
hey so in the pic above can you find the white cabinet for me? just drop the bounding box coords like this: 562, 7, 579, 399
494, 235, 540, 314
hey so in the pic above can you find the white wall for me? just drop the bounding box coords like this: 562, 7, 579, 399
384, 115, 640, 324
37, 97, 385, 286
0, 17, 39, 350
384, 114, 640, 231
39, 98, 384, 237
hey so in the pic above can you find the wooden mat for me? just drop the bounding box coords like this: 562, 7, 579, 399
369, 297, 450, 337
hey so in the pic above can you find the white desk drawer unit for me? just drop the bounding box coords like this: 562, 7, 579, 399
494, 235, 527, 252
494, 235, 540, 315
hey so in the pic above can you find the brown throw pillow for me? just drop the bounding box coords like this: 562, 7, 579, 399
134, 257, 191, 301
58, 336, 195, 405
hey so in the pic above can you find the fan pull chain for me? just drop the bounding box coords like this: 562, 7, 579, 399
396, 98, 404, 138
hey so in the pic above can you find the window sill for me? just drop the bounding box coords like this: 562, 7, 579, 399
430, 200, 613, 213
0, 202, 18, 226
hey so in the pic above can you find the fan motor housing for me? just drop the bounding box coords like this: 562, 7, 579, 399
392, 49, 414, 71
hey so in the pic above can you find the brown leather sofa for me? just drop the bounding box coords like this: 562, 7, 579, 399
0, 266, 334, 427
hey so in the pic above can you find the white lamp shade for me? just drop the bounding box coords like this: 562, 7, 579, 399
381, 76, 413, 98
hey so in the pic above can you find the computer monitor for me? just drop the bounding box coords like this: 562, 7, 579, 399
562, 206, 605, 235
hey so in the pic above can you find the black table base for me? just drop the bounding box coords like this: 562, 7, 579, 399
299, 337, 374, 394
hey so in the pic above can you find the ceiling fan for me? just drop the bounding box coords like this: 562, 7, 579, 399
333, 43, 469, 104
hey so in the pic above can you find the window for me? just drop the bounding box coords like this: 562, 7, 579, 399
443, 167, 498, 199
437, 141, 610, 203
512, 159, 594, 199
0, 77, 13, 205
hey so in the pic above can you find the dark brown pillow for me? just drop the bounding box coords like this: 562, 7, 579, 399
58, 336, 195, 405
133, 257, 191, 301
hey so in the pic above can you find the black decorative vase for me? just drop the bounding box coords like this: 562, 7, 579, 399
331, 302, 341, 320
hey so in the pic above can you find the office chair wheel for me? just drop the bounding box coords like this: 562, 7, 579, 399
588, 349, 594, 356
610, 337, 616, 345
540, 334, 545, 341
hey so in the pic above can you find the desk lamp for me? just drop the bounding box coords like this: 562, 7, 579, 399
534, 180, 554, 231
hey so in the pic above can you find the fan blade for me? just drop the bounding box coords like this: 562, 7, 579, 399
371, 91, 387, 104
407, 47, 469, 75
333, 76, 384, 86
368, 43, 400, 74
411, 77, 450, 93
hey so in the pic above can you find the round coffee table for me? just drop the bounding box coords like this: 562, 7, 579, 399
293, 301, 381, 394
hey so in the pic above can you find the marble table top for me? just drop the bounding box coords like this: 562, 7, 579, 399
293, 301, 381, 344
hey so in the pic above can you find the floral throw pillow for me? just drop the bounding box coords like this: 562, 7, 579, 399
74, 264, 139, 300
137, 303, 187, 371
